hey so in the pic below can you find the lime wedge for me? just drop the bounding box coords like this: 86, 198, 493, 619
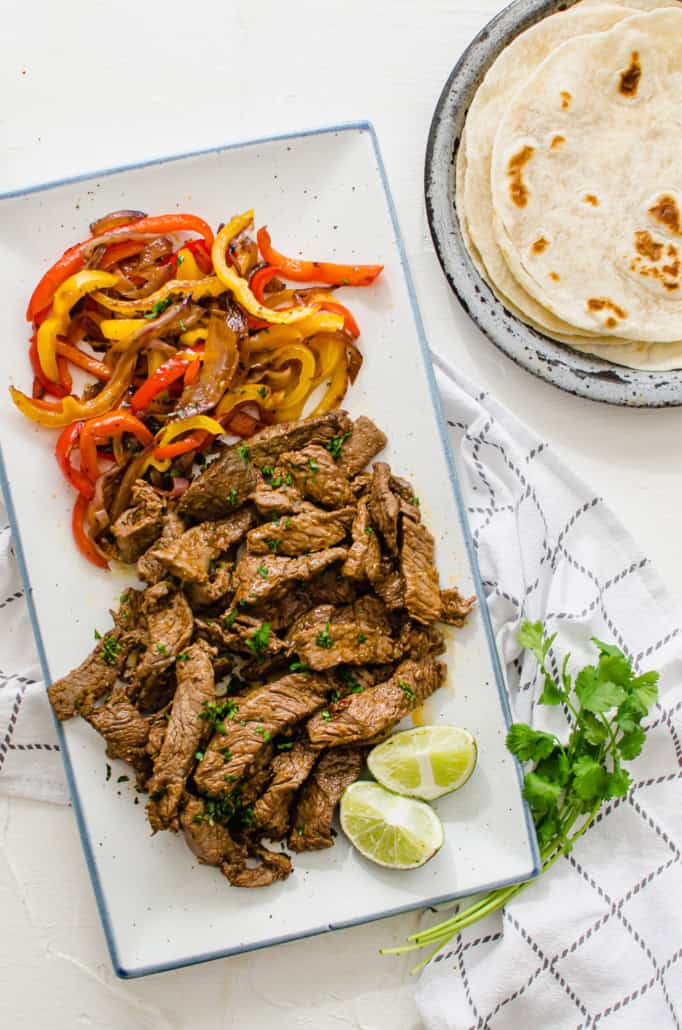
340, 781, 444, 869
367, 725, 477, 802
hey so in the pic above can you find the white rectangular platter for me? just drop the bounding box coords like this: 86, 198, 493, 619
0, 123, 539, 978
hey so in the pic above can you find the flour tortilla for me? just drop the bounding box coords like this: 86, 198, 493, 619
457, 3, 640, 341
490, 8, 682, 344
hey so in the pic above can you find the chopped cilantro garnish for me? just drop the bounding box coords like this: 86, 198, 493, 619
94, 628, 102, 640
277, 741, 294, 751
285, 473, 293, 486
321, 710, 332, 722
271, 475, 282, 487
255, 725, 272, 741
289, 660, 308, 673
100, 635, 121, 666
177, 652, 190, 662
399, 680, 417, 702
238, 444, 251, 464
228, 488, 238, 506
143, 296, 173, 320
223, 609, 238, 629
411, 496, 420, 507
258, 386, 267, 398
308, 458, 319, 473
283, 517, 292, 529
262, 465, 274, 478
246, 622, 271, 654
365, 525, 375, 536
326, 431, 351, 460
257, 563, 269, 579
316, 622, 334, 650
195, 750, 204, 762
156, 642, 167, 655
266, 538, 280, 552
357, 633, 367, 643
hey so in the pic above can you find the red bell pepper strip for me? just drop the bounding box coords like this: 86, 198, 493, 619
153, 430, 210, 460
72, 493, 108, 569
130, 355, 190, 413
256, 227, 383, 286
250, 265, 283, 304
28, 334, 71, 397
183, 357, 201, 385
316, 300, 360, 339
26, 214, 215, 322
98, 240, 147, 270
55, 339, 111, 381
55, 422, 95, 498
79, 410, 154, 482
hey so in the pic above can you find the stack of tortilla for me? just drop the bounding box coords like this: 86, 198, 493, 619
456, 0, 682, 371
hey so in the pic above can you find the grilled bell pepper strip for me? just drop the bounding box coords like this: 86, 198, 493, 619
315, 300, 360, 338
216, 383, 273, 418
72, 493, 108, 569
9, 348, 137, 428
247, 312, 344, 352
212, 212, 319, 326
26, 213, 215, 322
29, 334, 70, 398
98, 240, 147, 270
130, 354, 193, 412
37, 270, 119, 381
92, 275, 226, 315
256, 226, 383, 286
79, 411, 154, 482
55, 340, 111, 381
151, 414, 224, 461
250, 265, 283, 304
169, 240, 212, 277
73, 493, 109, 569
55, 422, 95, 498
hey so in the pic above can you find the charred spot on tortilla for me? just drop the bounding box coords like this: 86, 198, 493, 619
587, 298, 627, 320
664, 282, 680, 290
668, 244, 678, 258
507, 146, 534, 208
635, 231, 663, 262
550, 135, 565, 150
560, 91, 571, 109
618, 51, 642, 97
584, 194, 599, 207
549, 272, 560, 282
649, 195, 681, 235
531, 237, 549, 254
605, 317, 617, 328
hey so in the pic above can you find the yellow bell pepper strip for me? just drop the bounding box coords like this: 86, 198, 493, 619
216, 384, 273, 418
247, 312, 344, 353
55, 340, 111, 381
268, 343, 318, 422
26, 213, 214, 323
310, 345, 349, 415
37, 270, 119, 381
307, 334, 346, 388
92, 275, 226, 316
172, 245, 206, 280
179, 327, 208, 347
151, 414, 224, 463
212, 211, 319, 326
100, 318, 147, 341
256, 226, 383, 286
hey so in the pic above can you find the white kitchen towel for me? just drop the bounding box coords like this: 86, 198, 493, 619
0, 354, 680, 1026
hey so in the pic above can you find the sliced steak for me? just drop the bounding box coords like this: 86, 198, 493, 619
396, 620, 446, 659
288, 747, 365, 852
135, 586, 194, 689
337, 416, 387, 477
373, 559, 405, 610
307, 656, 445, 747
178, 447, 258, 521
232, 547, 347, 607
85, 690, 150, 775
342, 497, 382, 582
287, 598, 396, 670
400, 518, 441, 624
251, 482, 313, 518
224, 845, 292, 888
246, 506, 354, 557
48, 630, 127, 720
180, 795, 247, 868
306, 566, 358, 607
150, 509, 253, 583
194, 672, 329, 795
186, 561, 233, 608
440, 587, 476, 627
136, 510, 184, 584
146, 640, 215, 831
111, 480, 166, 563
368, 462, 399, 554
253, 741, 319, 839
179, 412, 350, 521
247, 410, 351, 467
198, 613, 290, 661
277, 445, 354, 509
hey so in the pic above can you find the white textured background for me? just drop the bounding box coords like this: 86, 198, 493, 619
2, 1, 681, 1027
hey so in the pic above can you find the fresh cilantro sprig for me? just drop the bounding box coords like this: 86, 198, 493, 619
382, 620, 659, 972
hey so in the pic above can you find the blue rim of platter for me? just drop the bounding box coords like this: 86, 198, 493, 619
424, 0, 682, 407
0, 120, 541, 978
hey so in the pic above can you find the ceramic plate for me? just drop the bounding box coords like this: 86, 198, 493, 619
425, 0, 682, 407
0, 122, 539, 978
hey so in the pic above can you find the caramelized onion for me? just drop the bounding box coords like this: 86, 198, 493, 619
89, 210, 147, 235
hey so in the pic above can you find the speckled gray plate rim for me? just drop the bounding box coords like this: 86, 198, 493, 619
424, 0, 682, 407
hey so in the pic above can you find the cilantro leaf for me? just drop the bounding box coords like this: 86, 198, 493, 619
619, 725, 646, 760
575, 665, 626, 713
591, 638, 624, 658
538, 673, 564, 706
517, 620, 553, 665
631, 671, 659, 713
506, 724, 556, 763
571, 756, 608, 801
523, 772, 562, 814
606, 767, 632, 798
